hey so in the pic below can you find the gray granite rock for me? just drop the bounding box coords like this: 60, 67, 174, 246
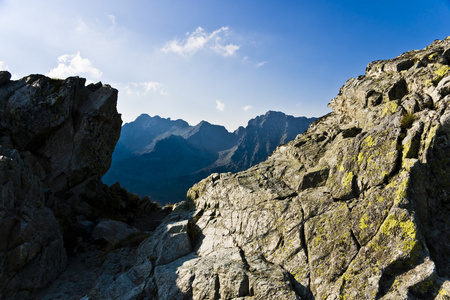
85, 37, 450, 299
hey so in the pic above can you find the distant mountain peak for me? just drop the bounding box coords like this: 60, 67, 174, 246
265, 110, 283, 116
197, 120, 210, 125
103, 111, 317, 204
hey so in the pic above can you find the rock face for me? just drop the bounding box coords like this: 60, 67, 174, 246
0, 147, 66, 298
103, 111, 316, 204
87, 38, 450, 299
0, 73, 122, 298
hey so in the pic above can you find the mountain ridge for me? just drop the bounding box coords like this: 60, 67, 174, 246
103, 110, 317, 204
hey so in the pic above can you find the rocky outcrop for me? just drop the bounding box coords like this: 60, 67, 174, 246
0, 72, 123, 298
103, 111, 316, 204
0, 146, 66, 298
87, 38, 450, 299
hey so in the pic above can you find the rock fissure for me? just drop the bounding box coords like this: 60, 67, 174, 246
349, 228, 362, 253
238, 246, 250, 271
299, 210, 309, 265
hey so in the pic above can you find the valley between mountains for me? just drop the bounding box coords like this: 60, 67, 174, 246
103, 111, 316, 204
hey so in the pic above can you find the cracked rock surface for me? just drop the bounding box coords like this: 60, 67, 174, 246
85, 38, 450, 299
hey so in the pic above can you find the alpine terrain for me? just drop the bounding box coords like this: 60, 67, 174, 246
0, 37, 450, 299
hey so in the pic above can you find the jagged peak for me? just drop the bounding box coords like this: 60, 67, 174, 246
128, 113, 189, 127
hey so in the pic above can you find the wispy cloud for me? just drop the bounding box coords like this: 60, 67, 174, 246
115, 81, 168, 96
216, 99, 225, 111
161, 26, 240, 57
46, 52, 102, 80
243, 105, 253, 111
75, 17, 89, 33
108, 14, 116, 26
212, 43, 240, 57
0, 61, 5, 70
256, 61, 267, 68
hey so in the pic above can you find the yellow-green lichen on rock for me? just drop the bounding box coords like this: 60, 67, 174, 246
434, 64, 450, 84
351, 186, 394, 246
382, 100, 400, 117
304, 201, 358, 299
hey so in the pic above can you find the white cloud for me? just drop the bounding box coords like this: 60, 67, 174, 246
212, 43, 240, 56
47, 52, 102, 80
108, 14, 116, 26
161, 26, 240, 57
115, 81, 167, 96
142, 81, 160, 93
243, 105, 253, 111
216, 99, 225, 111
256, 61, 267, 68
0, 61, 5, 70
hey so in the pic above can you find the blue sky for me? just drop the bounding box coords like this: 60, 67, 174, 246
1, 0, 450, 130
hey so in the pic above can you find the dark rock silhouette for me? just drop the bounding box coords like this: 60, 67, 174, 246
0, 73, 157, 299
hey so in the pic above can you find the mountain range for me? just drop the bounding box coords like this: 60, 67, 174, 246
102, 111, 317, 204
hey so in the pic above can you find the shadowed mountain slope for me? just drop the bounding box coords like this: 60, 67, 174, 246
103, 111, 316, 204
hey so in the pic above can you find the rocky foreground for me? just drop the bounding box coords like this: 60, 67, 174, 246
2, 37, 450, 299
0, 72, 166, 299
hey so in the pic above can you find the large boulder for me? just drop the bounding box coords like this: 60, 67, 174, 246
86, 37, 450, 299
0, 72, 122, 298
0, 74, 121, 196
0, 72, 124, 235
92, 219, 139, 246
